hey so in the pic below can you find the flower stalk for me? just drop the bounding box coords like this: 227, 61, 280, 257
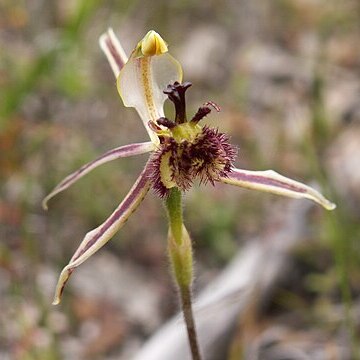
165, 187, 183, 246
165, 188, 201, 360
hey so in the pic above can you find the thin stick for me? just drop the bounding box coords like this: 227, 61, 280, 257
179, 285, 201, 360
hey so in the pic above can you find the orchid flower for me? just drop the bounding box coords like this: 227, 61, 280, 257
44, 29, 335, 306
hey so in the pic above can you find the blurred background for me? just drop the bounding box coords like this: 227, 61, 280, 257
1, 0, 360, 359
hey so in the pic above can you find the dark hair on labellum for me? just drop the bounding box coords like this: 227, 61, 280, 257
148, 126, 237, 197
147, 81, 237, 197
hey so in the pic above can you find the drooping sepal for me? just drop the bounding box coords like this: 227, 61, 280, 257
43, 142, 155, 210
52, 165, 151, 304
221, 168, 336, 210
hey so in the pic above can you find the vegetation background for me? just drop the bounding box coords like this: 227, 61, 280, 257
1, 0, 360, 359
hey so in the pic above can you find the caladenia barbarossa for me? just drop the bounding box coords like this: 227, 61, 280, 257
43, 29, 336, 359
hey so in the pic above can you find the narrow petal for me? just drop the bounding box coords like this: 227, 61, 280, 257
221, 168, 336, 210
52, 165, 151, 305
99, 28, 128, 78
43, 142, 154, 210
117, 32, 183, 143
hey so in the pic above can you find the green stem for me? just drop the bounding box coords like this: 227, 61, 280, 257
165, 188, 202, 360
165, 187, 183, 245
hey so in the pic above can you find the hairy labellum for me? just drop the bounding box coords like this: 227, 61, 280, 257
148, 125, 237, 197
147, 82, 237, 197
